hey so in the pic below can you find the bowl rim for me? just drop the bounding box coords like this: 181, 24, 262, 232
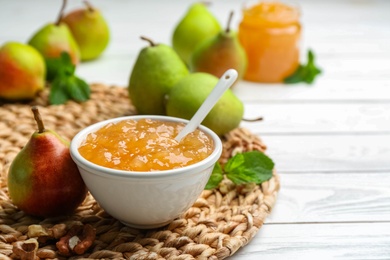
70, 115, 222, 178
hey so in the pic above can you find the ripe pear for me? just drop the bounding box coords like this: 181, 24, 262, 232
190, 12, 247, 80
8, 107, 87, 217
129, 36, 189, 115
28, 0, 80, 80
166, 73, 244, 136
0, 42, 46, 100
172, 2, 221, 65
61, 1, 110, 61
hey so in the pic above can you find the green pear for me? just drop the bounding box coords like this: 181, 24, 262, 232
166, 73, 244, 136
172, 2, 221, 65
28, 0, 80, 80
0, 42, 46, 100
190, 12, 247, 80
129, 36, 189, 115
8, 107, 87, 217
61, 1, 110, 61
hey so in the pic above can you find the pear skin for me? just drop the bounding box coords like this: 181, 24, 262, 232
28, 23, 80, 65
62, 1, 110, 61
190, 12, 247, 80
8, 107, 87, 217
129, 37, 189, 115
28, 23, 80, 80
172, 2, 221, 65
0, 42, 46, 100
166, 73, 244, 136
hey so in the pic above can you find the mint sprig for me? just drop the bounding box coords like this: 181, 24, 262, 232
205, 150, 274, 190
284, 49, 322, 84
48, 52, 90, 105
205, 163, 224, 190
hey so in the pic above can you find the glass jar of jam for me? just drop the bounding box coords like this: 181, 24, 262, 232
238, 1, 301, 83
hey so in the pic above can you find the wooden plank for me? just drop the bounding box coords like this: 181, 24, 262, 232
259, 135, 390, 172
313, 59, 390, 80
76, 62, 390, 100
233, 222, 390, 259
267, 173, 390, 223
242, 103, 390, 134
233, 79, 390, 102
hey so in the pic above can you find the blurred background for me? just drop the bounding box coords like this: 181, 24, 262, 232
1, 0, 389, 87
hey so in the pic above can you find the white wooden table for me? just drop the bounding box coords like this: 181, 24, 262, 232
1, 0, 390, 259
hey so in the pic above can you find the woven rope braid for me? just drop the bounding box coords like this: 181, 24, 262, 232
0, 84, 280, 259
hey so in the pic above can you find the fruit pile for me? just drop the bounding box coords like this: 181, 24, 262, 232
129, 36, 244, 137
0, 0, 109, 103
129, 3, 250, 137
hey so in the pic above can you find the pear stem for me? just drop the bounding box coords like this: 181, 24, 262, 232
200, 1, 211, 6
55, 0, 68, 26
226, 11, 234, 34
140, 36, 157, 47
31, 106, 45, 133
242, 116, 264, 122
83, 0, 95, 12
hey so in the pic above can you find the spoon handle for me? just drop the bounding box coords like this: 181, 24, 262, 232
175, 69, 238, 142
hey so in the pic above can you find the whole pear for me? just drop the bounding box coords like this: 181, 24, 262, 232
190, 12, 247, 80
28, 0, 80, 80
166, 73, 244, 136
129, 36, 189, 115
0, 42, 46, 100
61, 1, 110, 61
172, 2, 221, 65
8, 107, 87, 217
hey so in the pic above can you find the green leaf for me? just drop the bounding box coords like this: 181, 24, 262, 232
225, 151, 274, 185
66, 76, 90, 102
45, 52, 75, 81
284, 49, 322, 85
205, 162, 224, 190
49, 75, 70, 105
47, 52, 91, 105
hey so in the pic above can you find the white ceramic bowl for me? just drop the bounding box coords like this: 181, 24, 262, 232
70, 115, 222, 229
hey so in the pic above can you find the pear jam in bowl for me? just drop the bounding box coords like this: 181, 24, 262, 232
70, 115, 222, 229
78, 118, 214, 172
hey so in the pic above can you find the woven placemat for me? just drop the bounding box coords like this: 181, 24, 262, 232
0, 84, 280, 260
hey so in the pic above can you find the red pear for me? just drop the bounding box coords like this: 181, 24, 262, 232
7, 106, 87, 217
190, 11, 247, 80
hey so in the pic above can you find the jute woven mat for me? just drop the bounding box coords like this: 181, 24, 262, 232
0, 84, 280, 260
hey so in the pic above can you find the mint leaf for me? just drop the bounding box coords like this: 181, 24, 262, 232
205, 162, 224, 190
48, 52, 90, 105
45, 52, 75, 81
66, 76, 90, 102
225, 151, 274, 185
49, 76, 70, 105
284, 49, 322, 84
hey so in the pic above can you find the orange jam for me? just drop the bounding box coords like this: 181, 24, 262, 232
238, 1, 301, 83
78, 119, 214, 172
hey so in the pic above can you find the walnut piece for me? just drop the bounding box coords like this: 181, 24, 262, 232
12, 238, 39, 260
27, 224, 67, 244
56, 224, 96, 256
